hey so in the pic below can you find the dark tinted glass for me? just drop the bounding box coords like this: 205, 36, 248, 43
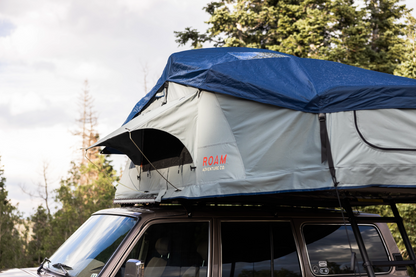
272, 223, 302, 277
117, 222, 209, 277
221, 222, 301, 277
303, 225, 390, 275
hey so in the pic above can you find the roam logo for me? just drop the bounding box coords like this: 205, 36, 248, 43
202, 155, 227, 172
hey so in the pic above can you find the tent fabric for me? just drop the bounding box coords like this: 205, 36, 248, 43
328, 110, 416, 188
354, 109, 416, 149
123, 47, 416, 125
90, 82, 416, 203
98, 85, 200, 165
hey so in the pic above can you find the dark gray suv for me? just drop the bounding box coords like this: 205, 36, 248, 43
1, 204, 411, 277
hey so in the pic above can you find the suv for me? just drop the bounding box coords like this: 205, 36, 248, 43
1, 204, 410, 277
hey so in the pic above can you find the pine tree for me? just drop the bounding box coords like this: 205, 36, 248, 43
72, 80, 99, 165
323, 0, 371, 67
0, 156, 26, 269
362, 0, 408, 73
175, 0, 411, 73
21, 162, 56, 266
394, 14, 416, 79
28, 206, 51, 266
176, 0, 335, 57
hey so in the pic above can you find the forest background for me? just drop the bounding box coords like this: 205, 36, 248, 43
1, 0, 416, 271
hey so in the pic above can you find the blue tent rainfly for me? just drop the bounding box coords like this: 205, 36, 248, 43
123, 47, 416, 125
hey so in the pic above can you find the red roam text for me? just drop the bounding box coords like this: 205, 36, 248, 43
203, 155, 227, 166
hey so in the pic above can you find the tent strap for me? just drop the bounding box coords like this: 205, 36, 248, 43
319, 113, 338, 186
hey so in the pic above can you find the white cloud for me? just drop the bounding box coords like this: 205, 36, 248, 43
8, 92, 49, 115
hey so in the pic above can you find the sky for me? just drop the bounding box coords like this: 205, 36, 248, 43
1, 0, 416, 217
0, 0, 213, 216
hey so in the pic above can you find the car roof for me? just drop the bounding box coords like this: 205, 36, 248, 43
92, 204, 374, 220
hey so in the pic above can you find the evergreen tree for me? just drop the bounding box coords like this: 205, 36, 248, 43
323, 0, 371, 67
175, 0, 410, 73
362, 0, 408, 73
394, 14, 416, 79
24, 157, 118, 266
176, 0, 335, 57
53, 156, 117, 244
27, 206, 51, 266
0, 156, 27, 269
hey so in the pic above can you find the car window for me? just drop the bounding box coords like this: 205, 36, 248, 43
48, 215, 137, 277
221, 222, 301, 277
117, 222, 209, 277
303, 224, 390, 275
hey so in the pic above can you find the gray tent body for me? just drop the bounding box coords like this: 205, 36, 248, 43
91, 82, 416, 204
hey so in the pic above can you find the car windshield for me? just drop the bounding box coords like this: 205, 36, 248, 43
47, 214, 138, 277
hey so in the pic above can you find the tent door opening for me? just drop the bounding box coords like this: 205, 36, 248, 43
130, 129, 193, 171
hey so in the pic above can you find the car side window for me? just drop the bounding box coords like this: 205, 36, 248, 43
221, 222, 301, 277
117, 222, 209, 277
303, 224, 390, 275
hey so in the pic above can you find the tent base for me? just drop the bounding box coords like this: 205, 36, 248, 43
117, 187, 416, 207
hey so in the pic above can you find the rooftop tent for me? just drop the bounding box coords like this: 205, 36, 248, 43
89, 48, 416, 204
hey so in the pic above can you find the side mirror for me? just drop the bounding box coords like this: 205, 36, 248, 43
125, 259, 144, 277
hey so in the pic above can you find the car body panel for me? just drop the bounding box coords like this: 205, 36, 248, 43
1, 206, 410, 277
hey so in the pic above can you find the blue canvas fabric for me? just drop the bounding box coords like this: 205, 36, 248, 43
123, 47, 416, 125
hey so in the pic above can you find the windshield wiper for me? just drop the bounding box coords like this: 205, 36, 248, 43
37, 257, 51, 274
52, 263, 73, 277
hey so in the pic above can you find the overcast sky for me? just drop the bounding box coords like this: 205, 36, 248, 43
1, 0, 416, 217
